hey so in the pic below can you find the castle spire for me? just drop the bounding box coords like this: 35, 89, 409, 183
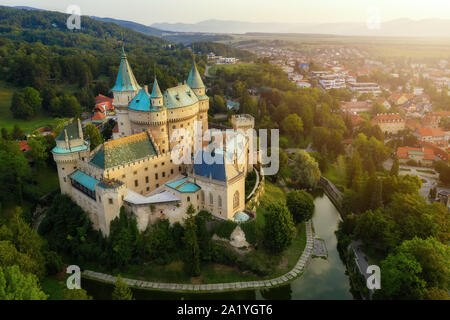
187, 54, 205, 90
111, 47, 141, 92
150, 77, 163, 99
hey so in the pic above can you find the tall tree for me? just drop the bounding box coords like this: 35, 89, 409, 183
286, 190, 315, 223
291, 150, 321, 189
183, 204, 200, 276
112, 275, 134, 300
84, 123, 103, 151
263, 202, 296, 253
0, 265, 47, 300
390, 156, 399, 177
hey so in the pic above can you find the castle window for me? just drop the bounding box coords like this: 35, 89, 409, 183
135, 180, 138, 187
162, 172, 165, 177
145, 167, 148, 171
146, 187, 150, 191
154, 164, 157, 168
63, 177, 66, 182
162, 162, 165, 166
145, 176, 149, 183
210, 193, 213, 205
98, 196, 101, 202
179, 166, 181, 172
161, 128, 164, 132
122, 174, 126, 178
170, 169, 174, 174
155, 173, 158, 180
156, 184, 159, 188
201, 191, 205, 202
218, 196, 222, 208
233, 191, 239, 209
172, 125, 176, 129
133, 171, 137, 175
109, 198, 113, 204
62, 168, 65, 171
187, 196, 190, 202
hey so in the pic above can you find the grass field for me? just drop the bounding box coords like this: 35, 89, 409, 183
221, 34, 450, 59
0, 82, 59, 134
208, 63, 254, 77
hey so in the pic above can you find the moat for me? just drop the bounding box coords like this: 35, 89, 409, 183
82, 194, 352, 300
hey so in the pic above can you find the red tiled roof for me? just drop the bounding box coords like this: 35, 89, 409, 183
95, 94, 113, 104
417, 127, 445, 137
397, 147, 434, 160
406, 119, 422, 130
372, 113, 405, 123
18, 141, 29, 151
92, 111, 106, 121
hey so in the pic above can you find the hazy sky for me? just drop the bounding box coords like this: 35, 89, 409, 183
2, 0, 450, 24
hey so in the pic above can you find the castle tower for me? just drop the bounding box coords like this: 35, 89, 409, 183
52, 119, 90, 196
187, 59, 209, 135
112, 48, 141, 138
149, 78, 169, 153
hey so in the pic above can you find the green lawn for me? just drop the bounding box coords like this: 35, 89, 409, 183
324, 163, 346, 188
208, 63, 254, 77
0, 82, 59, 134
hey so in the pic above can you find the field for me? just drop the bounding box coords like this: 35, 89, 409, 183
220, 34, 450, 59
0, 82, 58, 134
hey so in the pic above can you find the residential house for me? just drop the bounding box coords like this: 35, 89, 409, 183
372, 113, 405, 134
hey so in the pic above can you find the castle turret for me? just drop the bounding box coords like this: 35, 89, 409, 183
187, 59, 209, 135
52, 119, 90, 196
150, 77, 163, 107
112, 48, 141, 138
187, 59, 206, 96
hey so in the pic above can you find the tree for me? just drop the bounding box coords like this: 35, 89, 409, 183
85, 123, 103, 151
112, 275, 134, 300
374, 251, 426, 300
263, 202, 296, 253
390, 156, 399, 176
291, 150, 321, 189
11, 125, 24, 140
286, 190, 315, 223
0, 265, 47, 300
27, 135, 48, 167
346, 151, 363, 191
23, 87, 42, 113
63, 288, 92, 300
183, 204, 200, 276
281, 114, 303, 144
10, 91, 34, 119
397, 237, 449, 291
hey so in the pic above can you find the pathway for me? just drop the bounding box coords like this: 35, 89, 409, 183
82, 221, 314, 293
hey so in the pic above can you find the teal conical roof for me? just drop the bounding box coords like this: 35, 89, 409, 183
111, 49, 141, 92
150, 78, 163, 98
187, 60, 205, 89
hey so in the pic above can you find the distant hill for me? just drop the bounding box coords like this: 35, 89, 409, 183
90, 16, 172, 38
152, 18, 450, 38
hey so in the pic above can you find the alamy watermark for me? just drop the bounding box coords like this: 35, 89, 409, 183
366, 6, 381, 30
66, 5, 81, 30
366, 265, 381, 290
66, 265, 81, 289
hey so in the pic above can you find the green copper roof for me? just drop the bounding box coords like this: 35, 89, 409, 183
52, 144, 88, 154
150, 78, 163, 98
69, 170, 99, 192
166, 177, 200, 193
111, 50, 141, 92
129, 88, 151, 111
187, 62, 205, 89
90, 133, 158, 169
163, 84, 198, 109
56, 120, 81, 141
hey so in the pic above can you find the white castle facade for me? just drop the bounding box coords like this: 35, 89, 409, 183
52, 50, 254, 235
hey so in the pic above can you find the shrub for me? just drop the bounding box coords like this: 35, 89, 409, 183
214, 220, 238, 239
240, 220, 259, 245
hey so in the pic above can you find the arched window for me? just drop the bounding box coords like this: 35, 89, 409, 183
201, 191, 205, 202
218, 195, 222, 208
187, 196, 190, 202
210, 193, 213, 205
233, 191, 239, 209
